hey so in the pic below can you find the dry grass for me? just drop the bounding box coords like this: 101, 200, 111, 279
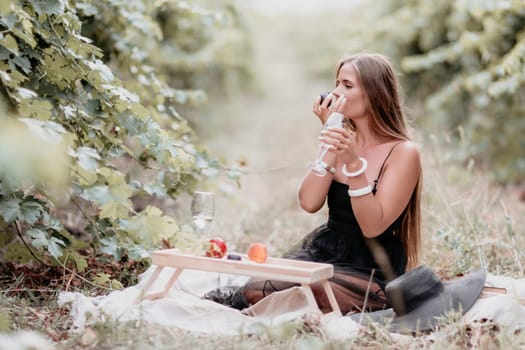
421, 134, 525, 278
2, 1, 525, 349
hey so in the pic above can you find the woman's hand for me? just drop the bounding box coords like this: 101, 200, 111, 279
319, 125, 358, 165
313, 94, 346, 124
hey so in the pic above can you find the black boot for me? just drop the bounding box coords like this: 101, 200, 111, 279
202, 286, 249, 310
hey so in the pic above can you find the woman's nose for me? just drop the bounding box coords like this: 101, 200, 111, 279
331, 88, 342, 97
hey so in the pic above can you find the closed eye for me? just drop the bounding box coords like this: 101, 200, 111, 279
336, 80, 354, 88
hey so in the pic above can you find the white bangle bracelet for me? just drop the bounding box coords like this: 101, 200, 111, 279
342, 157, 368, 177
347, 185, 372, 197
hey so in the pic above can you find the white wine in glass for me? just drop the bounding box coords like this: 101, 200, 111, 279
191, 191, 215, 234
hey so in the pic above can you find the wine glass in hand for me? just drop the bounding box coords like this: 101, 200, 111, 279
191, 191, 215, 235
309, 112, 345, 176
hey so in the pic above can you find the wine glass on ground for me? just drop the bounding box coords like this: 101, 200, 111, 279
191, 191, 215, 235
309, 112, 345, 176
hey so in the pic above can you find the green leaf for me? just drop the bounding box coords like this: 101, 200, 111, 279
0, 198, 21, 222
28, 228, 65, 258
100, 236, 122, 260
99, 202, 130, 219
0, 34, 19, 55
0, 62, 28, 87
121, 206, 178, 246
20, 200, 43, 225
76, 147, 101, 171
47, 236, 66, 258
41, 49, 79, 89
2, 241, 34, 263
86, 60, 115, 88
92, 272, 122, 289
66, 251, 88, 272
19, 118, 67, 144
30, 0, 65, 15
82, 168, 134, 210
41, 211, 64, 232
74, 165, 98, 186
16, 87, 37, 99
27, 228, 48, 246
93, 272, 111, 286
126, 243, 150, 260
110, 279, 123, 290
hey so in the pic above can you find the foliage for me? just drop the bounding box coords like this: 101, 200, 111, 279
153, 0, 254, 98
298, 0, 525, 184
0, 0, 251, 278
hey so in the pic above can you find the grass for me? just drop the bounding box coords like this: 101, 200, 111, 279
1, 132, 523, 349
421, 134, 525, 278
2, 2, 525, 349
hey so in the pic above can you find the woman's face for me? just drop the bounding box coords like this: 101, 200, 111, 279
332, 63, 368, 119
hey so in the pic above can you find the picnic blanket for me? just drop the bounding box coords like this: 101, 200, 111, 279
58, 266, 525, 339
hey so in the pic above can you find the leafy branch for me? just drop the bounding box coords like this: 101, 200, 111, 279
0, 0, 252, 285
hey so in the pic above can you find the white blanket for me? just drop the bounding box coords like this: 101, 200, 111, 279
58, 267, 525, 339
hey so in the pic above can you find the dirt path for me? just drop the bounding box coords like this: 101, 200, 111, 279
202, 2, 361, 250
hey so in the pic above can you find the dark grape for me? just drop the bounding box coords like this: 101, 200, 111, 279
319, 92, 332, 107
226, 253, 242, 261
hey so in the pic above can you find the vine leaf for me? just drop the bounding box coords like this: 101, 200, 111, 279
0, 34, 18, 54
19, 200, 43, 225
0, 198, 22, 223
120, 206, 178, 246
65, 251, 88, 272
76, 147, 101, 171
30, 0, 65, 15
3, 241, 35, 263
93, 272, 124, 290
19, 118, 68, 144
27, 228, 66, 258
100, 236, 122, 261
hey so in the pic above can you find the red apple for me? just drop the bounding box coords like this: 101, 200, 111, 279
206, 237, 227, 258
247, 243, 267, 263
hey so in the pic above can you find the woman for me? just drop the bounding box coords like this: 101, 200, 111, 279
207, 53, 422, 314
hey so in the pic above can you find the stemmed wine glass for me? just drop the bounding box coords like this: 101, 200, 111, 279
309, 113, 356, 176
191, 191, 225, 285
191, 191, 215, 235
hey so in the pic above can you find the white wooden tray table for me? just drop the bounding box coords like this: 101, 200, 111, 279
136, 249, 341, 318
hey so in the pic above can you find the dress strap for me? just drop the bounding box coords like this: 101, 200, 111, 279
372, 141, 404, 194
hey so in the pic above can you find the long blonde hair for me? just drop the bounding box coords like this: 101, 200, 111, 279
337, 53, 422, 270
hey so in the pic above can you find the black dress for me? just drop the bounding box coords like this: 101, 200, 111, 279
284, 143, 407, 290
284, 180, 406, 289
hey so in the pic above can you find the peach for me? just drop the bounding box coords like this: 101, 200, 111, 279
247, 243, 267, 263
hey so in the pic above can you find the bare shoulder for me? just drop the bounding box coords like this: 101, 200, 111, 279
394, 140, 420, 155
390, 140, 421, 165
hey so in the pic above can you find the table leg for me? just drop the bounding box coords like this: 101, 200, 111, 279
135, 266, 184, 303
136, 266, 164, 303
322, 280, 341, 317
301, 284, 320, 314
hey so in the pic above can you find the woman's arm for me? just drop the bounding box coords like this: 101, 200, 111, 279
299, 94, 346, 213
347, 141, 421, 237
297, 151, 336, 213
